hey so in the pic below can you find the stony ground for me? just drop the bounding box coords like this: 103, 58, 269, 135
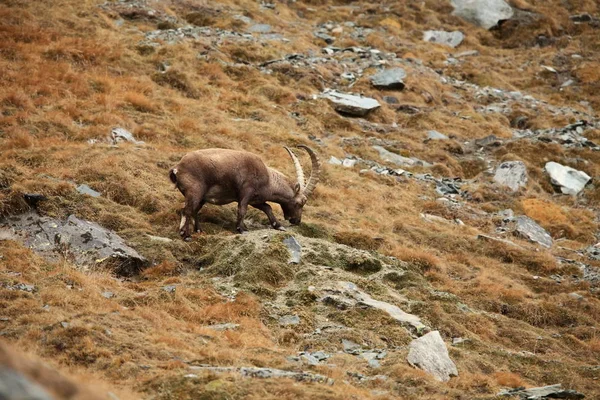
1, 0, 600, 399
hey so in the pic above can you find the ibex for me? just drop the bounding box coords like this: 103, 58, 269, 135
169, 145, 321, 239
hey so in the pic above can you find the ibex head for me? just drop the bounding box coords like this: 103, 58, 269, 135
282, 145, 321, 225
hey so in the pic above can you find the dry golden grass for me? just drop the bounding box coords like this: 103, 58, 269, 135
1, 0, 600, 398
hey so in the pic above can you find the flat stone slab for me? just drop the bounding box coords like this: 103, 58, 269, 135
76, 184, 101, 197
1, 212, 147, 276
513, 215, 553, 248
423, 30, 464, 48
321, 89, 380, 117
283, 236, 301, 264
427, 130, 449, 140
498, 384, 585, 399
451, 0, 514, 30
494, 161, 528, 192
370, 68, 406, 90
335, 282, 426, 331
407, 331, 458, 382
373, 145, 415, 167
545, 161, 591, 195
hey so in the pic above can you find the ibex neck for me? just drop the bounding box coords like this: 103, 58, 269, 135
268, 168, 295, 203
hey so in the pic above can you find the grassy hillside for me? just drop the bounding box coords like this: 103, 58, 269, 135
1, 0, 600, 399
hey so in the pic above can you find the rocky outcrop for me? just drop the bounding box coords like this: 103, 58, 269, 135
407, 331, 458, 382
0, 212, 147, 276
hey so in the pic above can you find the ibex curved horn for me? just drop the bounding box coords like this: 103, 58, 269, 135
284, 146, 305, 190
297, 145, 321, 198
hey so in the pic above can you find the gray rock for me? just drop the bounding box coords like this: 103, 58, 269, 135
101, 291, 114, 299
423, 30, 464, 48
498, 384, 585, 399
0, 368, 54, 400
321, 89, 380, 116
451, 0, 514, 30
301, 353, 319, 366
407, 331, 458, 382
76, 184, 101, 197
278, 314, 300, 326
370, 68, 406, 90
5, 283, 35, 292
60, 321, 69, 328
545, 162, 591, 195
342, 339, 362, 354
1, 212, 147, 276
373, 145, 416, 167
569, 292, 584, 301
427, 130, 449, 140
283, 236, 301, 264
342, 158, 357, 168
111, 127, 145, 145
249, 24, 272, 33
513, 215, 553, 248
314, 32, 335, 44
383, 96, 399, 104
474, 134, 501, 147
162, 285, 176, 293
206, 323, 239, 331
310, 351, 330, 362
493, 161, 528, 192
328, 156, 343, 165
452, 337, 470, 346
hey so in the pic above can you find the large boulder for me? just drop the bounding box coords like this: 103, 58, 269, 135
544, 162, 591, 196
370, 68, 407, 90
493, 161, 528, 192
321, 89, 380, 117
450, 0, 514, 30
1, 212, 148, 276
423, 30, 464, 48
407, 331, 458, 382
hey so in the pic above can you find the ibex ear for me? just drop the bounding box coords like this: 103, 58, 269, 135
294, 182, 301, 195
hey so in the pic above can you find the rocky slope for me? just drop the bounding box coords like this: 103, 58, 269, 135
1, 0, 600, 399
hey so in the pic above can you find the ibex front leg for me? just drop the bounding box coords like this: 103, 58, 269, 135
252, 203, 285, 231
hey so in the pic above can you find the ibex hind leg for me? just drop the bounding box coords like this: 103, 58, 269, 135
180, 187, 206, 240
194, 200, 206, 233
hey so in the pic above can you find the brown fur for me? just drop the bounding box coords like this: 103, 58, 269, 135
169, 147, 320, 238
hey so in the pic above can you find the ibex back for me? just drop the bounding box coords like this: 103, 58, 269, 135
169, 146, 321, 239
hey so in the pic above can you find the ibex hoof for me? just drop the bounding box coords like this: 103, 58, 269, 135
183, 236, 192, 242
